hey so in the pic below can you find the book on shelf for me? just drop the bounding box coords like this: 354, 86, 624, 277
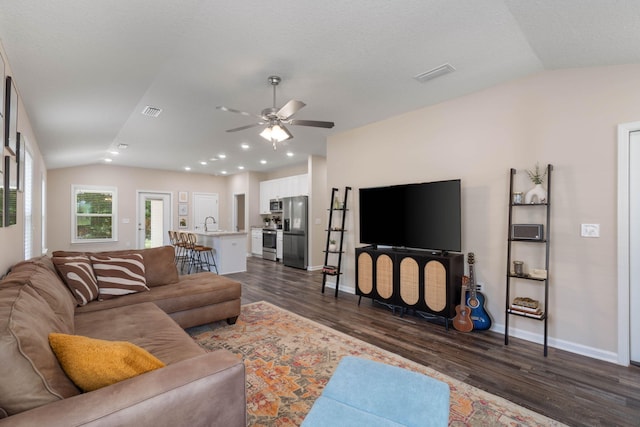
322, 265, 338, 274
509, 305, 544, 318
510, 304, 541, 313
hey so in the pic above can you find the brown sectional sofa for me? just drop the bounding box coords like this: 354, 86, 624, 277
0, 246, 246, 426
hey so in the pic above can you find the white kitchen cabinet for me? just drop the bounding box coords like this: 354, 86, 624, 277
259, 182, 270, 214
251, 228, 263, 256
193, 232, 247, 274
276, 230, 283, 261
291, 174, 308, 196
259, 174, 309, 214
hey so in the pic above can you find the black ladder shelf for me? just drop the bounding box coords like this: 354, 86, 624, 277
322, 186, 351, 297
504, 164, 552, 357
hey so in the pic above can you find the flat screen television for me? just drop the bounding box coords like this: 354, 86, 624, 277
359, 179, 461, 252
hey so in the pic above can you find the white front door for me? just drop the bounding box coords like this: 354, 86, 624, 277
137, 192, 172, 249
630, 130, 640, 364
193, 192, 219, 232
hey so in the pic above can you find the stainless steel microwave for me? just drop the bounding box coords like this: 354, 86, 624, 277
269, 199, 283, 212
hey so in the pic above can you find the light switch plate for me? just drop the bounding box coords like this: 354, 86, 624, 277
581, 224, 600, 237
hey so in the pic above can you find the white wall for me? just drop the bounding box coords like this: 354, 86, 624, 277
308, 155, 327, 269
327, 64, 640, 362
0, 42, 47, 275
47, 165, 229, 252
264, 162, 307, 180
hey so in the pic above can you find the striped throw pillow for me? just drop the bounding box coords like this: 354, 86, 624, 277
90, 254, 149, 299
52, 255, 99, 306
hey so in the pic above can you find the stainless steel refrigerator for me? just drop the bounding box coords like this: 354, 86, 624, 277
283, 196, 308, 269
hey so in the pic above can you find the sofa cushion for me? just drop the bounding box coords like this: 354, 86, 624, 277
49, 333, 165, 392
74, 302, 205, 365
3, 257, 76, 330
90, 254, 149, 299
75, 272, 241, 315
0, 284, 80, 416
52, 255, 99, 306
53, 246, 179, 288
138, 246, 180, 287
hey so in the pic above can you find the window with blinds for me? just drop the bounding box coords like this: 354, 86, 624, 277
24, 150, 33, 259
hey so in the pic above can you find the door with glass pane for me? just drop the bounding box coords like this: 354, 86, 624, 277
137, 192, 171, 249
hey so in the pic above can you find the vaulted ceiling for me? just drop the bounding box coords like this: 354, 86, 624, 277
1, 1, 639, 175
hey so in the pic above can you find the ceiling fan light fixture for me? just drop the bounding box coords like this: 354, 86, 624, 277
260, 123, 292, 145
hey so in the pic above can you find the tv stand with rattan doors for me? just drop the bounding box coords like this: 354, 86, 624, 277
355, 246, 463, 328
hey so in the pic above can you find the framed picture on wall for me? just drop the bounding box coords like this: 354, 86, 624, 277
178, 191, 188, 203
5, 76, 18, 156
178, 216, 187, 229
178, 203, 188, 216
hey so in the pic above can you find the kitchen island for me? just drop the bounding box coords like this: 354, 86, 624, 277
191, 230, 248, 274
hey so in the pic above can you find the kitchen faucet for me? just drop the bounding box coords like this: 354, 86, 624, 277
204, 216, 217, 231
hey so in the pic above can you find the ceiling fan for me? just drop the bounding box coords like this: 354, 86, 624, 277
217, 75, 335, 149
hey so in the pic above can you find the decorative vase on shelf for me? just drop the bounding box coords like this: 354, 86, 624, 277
328, 243, 337, 251
525, 162, 547, 204
525, 183, 547, 204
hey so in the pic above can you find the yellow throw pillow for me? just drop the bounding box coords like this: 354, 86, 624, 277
48, 333, 165, 392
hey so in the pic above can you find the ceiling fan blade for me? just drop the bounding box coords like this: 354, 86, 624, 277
288, 119, 335, 129
217, 106, 264, 120
226, 123, 264, 132
277, 100, 306, 120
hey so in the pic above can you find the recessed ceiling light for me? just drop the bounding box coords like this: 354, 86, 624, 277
241, 143, 250, 150
109, 151, 119, 155
218, 154, 227, 159
260, 159, 267, 164
200, 161, 207, 166
238, 166, 245, 170
117, 143, 129, 149
221, 170, 228, 175
286, 151, 294, 157
184, 166, 191, 171
104, 158, 113, 163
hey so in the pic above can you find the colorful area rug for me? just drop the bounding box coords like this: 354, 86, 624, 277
188, 301, 566, 426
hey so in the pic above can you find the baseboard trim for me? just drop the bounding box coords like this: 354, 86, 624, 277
311, 275, 621, 364
322, 281, 356, 295
491, 323, 619, 364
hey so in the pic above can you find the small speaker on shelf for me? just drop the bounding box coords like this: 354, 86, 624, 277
511, 224, 544, 241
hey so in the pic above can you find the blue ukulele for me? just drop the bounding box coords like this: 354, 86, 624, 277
466, 252, 492, 330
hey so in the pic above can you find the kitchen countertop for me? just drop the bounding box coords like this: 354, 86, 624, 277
190, 230, 247, 236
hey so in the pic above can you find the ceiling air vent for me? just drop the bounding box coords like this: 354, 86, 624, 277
141, 106, 162, 117
414, 63, 456, 83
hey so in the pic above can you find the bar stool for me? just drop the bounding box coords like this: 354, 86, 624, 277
187, 233, 219, 274
168, 230, 188, 266
177, 231, 192, 272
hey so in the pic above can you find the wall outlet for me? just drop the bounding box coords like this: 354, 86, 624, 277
581, 224, 600, 238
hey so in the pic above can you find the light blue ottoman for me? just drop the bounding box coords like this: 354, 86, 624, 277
302, 356, 450, 427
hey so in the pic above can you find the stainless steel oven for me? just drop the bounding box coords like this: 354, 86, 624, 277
262, 229, 277, 261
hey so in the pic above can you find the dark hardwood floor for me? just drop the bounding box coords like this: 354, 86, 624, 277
226, 257, 640, 427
